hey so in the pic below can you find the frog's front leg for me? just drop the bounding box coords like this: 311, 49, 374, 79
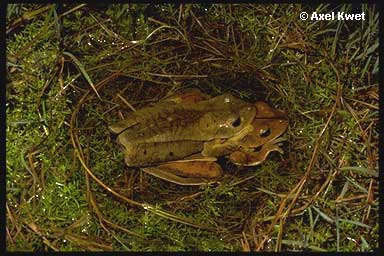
229, 137, 286, 166
141, 161, 222, 186
201, 124, 254, 157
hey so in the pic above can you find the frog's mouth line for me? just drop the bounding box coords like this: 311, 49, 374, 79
252, 145, 263, 152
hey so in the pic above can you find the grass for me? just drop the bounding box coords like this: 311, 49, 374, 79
6, 3, 379, 251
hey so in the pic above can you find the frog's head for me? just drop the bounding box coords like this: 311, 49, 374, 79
202, 104, 256, 139
239, 101, 288, 148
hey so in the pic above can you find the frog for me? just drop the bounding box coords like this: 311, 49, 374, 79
110, 89, 288, 185
204, 101, 289, 166
109, 89, 256, 167
141, 101, 288, 185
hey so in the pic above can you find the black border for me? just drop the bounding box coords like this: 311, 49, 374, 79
2, 1, 383, 255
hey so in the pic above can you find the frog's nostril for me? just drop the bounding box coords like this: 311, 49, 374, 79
260, 128, 271, 137
232, 117, 241, 127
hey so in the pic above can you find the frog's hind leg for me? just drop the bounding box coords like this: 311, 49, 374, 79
162, 88, 211, 105
109, 116, 139, 134
141, 167, 210, 186
141, 161, 222, 186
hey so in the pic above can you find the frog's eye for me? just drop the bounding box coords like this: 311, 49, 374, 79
231, 117, 241, 127
259, 128, 271, 137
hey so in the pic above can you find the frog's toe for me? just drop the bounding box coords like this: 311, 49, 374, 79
270, 144, 284, 154
265, 136, 286, 146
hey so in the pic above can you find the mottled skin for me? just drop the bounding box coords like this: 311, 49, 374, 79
110, 89, 288, 185
110, 89, 256, 166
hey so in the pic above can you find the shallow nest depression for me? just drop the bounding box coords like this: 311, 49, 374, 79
6, 4, 379, 251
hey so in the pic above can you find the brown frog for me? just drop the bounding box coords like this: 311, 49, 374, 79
110, 89, 288, 185
109, 89, 256, 166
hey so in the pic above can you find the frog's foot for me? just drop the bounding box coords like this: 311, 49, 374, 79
229, 137, 286, 166
141, 161, 222, 186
